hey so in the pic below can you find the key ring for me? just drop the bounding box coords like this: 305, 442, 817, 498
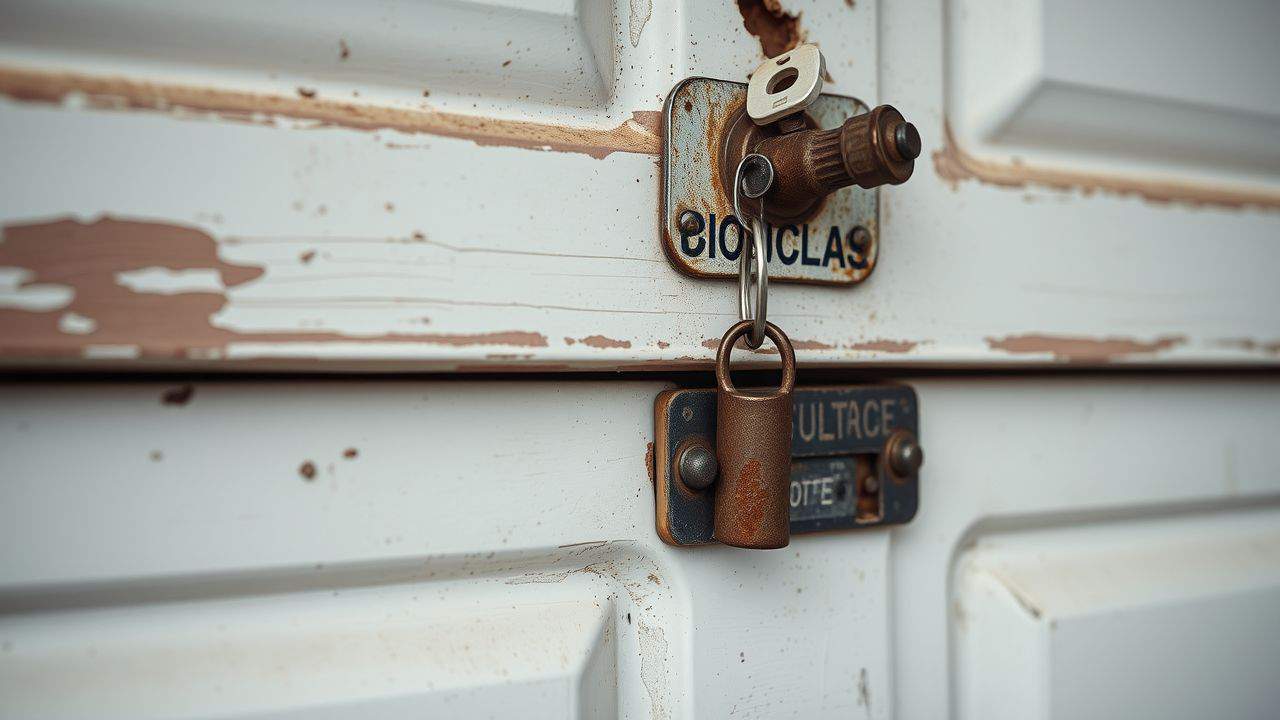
733, 154, 773, 349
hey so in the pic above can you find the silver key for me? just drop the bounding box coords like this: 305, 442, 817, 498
746, 44, 825, 125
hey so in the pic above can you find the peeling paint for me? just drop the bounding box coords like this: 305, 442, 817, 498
736, 0, 802, 58
116, 267, 226, 294
0, 216, 552, 359
0, 67, 662, 160
57, 311, 97, 335
933, 122, 1280, 210
637, 622, 670, 720
986, 333, 1185, 363
1215, 338, 1280, 356
847, 339, 917, 353
628, 0, 652, 48
578, 334, 632, 349
0, 268, 73, 311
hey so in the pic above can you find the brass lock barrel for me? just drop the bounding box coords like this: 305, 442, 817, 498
752, 104, 919, 222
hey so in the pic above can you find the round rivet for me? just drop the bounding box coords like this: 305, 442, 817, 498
677, 442, 718, 491
888, 431, 924, 476
678, 210, 701, 235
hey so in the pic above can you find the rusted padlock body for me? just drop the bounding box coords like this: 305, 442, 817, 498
714, 320, 796, 549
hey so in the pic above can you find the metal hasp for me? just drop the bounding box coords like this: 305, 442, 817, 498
653, 385, 922, 547
660, 77, 919, 286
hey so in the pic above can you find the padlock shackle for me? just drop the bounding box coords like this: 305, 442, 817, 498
715, 319, 796, 395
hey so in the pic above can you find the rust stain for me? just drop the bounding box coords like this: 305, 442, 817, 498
987, 333, 1186, 363
161, 384, 195, 406
736, 0, 802, 58
0, 67, 662, 160
933, 122, 1280, 210
299, 461, 317, 480
298, 250, 316, 264
0, 216, 552, 359
645, 441, 655, 484
342, 447, 359, 459
732, 459, 766, 539
578, 334, 632, 349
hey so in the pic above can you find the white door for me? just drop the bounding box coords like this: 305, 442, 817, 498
1, 1, 1278, 718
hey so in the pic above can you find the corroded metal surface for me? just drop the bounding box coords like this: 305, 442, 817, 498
713, 320, 796, 549
661, 77, 878, 286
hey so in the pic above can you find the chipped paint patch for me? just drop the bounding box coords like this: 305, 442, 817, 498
0, 268, 73, 311
1215, 338, 1280, 356
628, 0, 652, 47
636, 622, 670, 720
933, 122, 1280, 210
578, 334, 632, 349
736, 0, 802, 58
57, 312, 97, 335
986, 333, 1185, 363
847, 339, 917, 353
82, 344, 141, 359
116, 266, 225, 294
0, 67, 662, 160
0, 216, 561, 360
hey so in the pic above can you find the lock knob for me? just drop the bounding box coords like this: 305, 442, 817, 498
753, 104, 919, 222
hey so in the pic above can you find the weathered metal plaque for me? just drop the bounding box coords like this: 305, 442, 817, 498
653, 385, 919, 546
660, 77, 879, 286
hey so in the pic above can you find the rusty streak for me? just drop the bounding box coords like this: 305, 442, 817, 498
933, 122, 1280, 210
0, 67, 662, 159
986, 333, 1186, 363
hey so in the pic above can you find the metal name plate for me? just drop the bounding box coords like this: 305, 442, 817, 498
660, 77, 879, 286
653, 385, 920, 546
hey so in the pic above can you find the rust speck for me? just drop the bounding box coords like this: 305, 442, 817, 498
736, 0, 802, 58
647, 572, 662, 585
339, 39, 350, 60
299, 461, 317, 480
343, 447, 359, 459
986, 333, 1186, 363
161, 384, 195, 406
657, 341, 670, 349
296, 87, 317, 99
299, 250, 316, 264
578, 335, 632, 349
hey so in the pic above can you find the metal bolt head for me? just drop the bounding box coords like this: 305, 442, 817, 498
677, 442, 718, 491
894, 122, 921, 161
678, 210, 701, 235
888, 431, 924, 476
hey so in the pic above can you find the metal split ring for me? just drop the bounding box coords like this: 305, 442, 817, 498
733, 154, 773, 349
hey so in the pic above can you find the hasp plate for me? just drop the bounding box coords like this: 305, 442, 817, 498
654, 385, 919, 546
661, 77, 879, 286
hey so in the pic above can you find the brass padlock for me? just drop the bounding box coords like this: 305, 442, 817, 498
713, 319, 796, 549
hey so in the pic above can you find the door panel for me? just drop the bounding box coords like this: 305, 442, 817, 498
0, 0, 1277, 370
3, 377, 1279, 717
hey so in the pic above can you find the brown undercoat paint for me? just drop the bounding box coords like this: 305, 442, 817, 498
0, 67, 662, 160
